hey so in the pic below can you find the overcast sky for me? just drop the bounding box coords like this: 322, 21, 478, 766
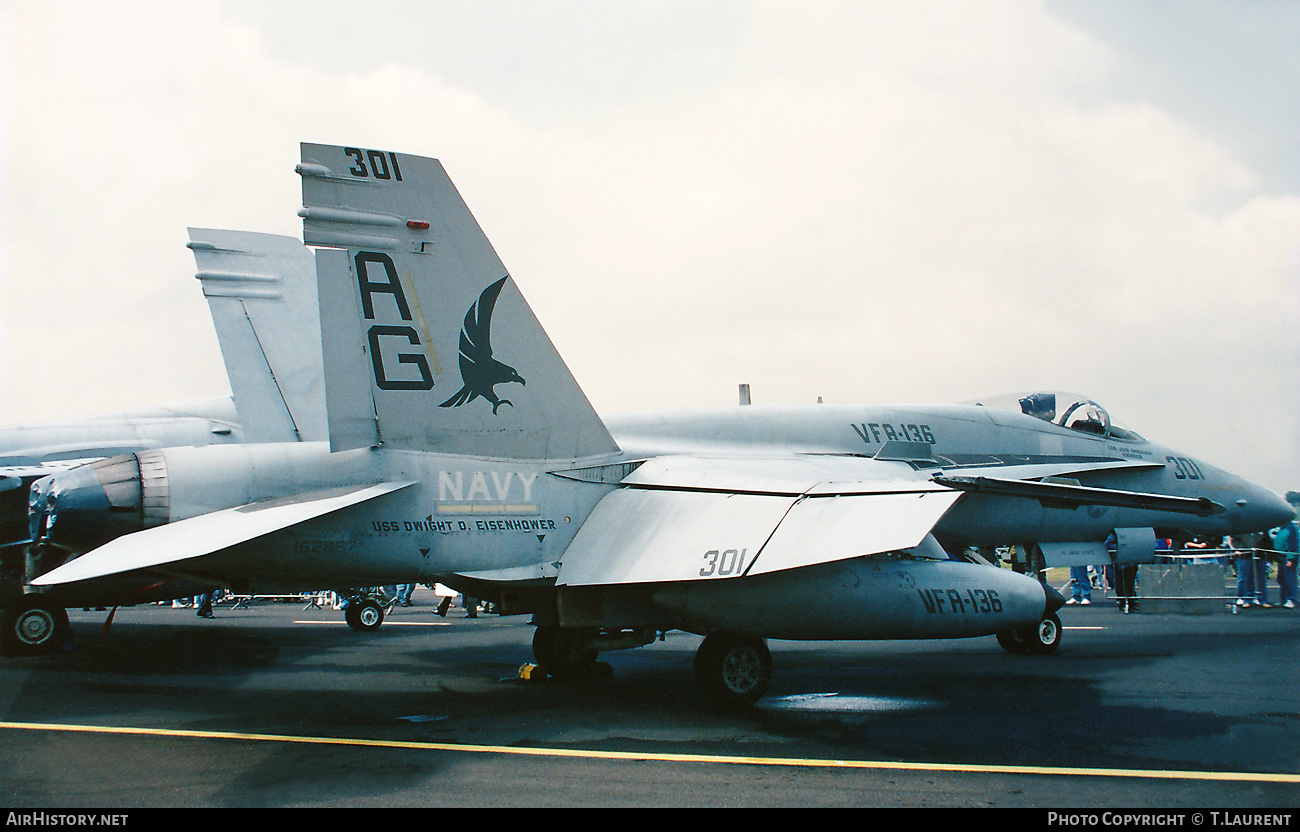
2, 0, 1297, 492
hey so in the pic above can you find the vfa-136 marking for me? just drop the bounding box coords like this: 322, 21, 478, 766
917, 587, 1004, 615
852, 422, 938, 445
22, 144, 1292, 710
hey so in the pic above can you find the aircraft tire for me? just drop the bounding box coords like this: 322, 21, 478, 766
346, 598, 385, 632
997, 612, 1061, 656
693, 631, 772, 710
2, 601, 70, 656
1024, 612, 1062, 655
532, 626, 598, 678
995, 628, 1029, 654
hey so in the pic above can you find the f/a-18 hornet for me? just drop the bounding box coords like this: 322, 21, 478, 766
25, 144, 1293, 707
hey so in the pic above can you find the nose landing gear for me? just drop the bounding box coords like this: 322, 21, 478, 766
996, 612, 1061, 655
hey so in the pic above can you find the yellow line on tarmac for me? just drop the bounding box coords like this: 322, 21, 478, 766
2, 721, 1296, 784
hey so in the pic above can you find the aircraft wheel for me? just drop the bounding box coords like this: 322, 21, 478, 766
996, 628, 1029, 654
1024, 612, 1062, 655
346, 598, 385, 632
532, 626, 598, 678
2, 602, 70, 656
997, 612, 1061, 656
693, 631, 772, 709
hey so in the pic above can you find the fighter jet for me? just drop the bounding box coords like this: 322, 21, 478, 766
24, 144, 1293, 708
0, 229, 325, 651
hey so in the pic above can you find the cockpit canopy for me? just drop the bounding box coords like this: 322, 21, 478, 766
969, 392, 1144, 441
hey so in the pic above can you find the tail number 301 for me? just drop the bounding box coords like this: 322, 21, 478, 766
700, 548, 748, 577
344, 148, 404, 181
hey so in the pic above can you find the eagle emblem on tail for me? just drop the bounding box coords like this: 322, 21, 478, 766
439, 276, 525, 414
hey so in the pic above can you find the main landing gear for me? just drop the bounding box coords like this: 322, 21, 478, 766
531, 626, 601, 679
1, 599, 70, 656
344, 596, 387, 632
995, 612, 1062, 655
529, 625, 773, 709
529, 617, 1055, 709
693, 631, 772, 710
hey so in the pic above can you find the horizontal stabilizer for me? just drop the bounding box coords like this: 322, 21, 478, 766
0, 459, 101, 488
557, 456, 961, 586
933, 475, 1225, 516
30, 481, 415, 587
0, 443, 161, 465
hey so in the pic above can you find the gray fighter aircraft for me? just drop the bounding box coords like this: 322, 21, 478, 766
0, 229, 324, 647
23, 144, 1293, 708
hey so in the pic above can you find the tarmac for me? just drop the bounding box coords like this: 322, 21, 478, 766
0, 578, 1296, 809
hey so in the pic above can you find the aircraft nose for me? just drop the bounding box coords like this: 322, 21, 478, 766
1041, 579, 1067, 614
1234, 483, 1295, 533
29, 455, 147, 560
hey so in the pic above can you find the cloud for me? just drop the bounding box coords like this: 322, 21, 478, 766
3, 0, 1296, 489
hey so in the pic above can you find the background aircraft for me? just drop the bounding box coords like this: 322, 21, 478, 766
0, 397, 242, 551
0, 229, 323, 652
23, 145, 1293, 708
0, 228, 322, 479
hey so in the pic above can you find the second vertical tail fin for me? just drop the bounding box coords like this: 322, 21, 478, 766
188, 228, 327, 444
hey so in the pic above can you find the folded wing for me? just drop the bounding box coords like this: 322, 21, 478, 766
555, 456, 962, 586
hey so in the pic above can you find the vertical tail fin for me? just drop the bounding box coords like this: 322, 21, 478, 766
188, 229, 327, 443
297, 143, 617, 461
